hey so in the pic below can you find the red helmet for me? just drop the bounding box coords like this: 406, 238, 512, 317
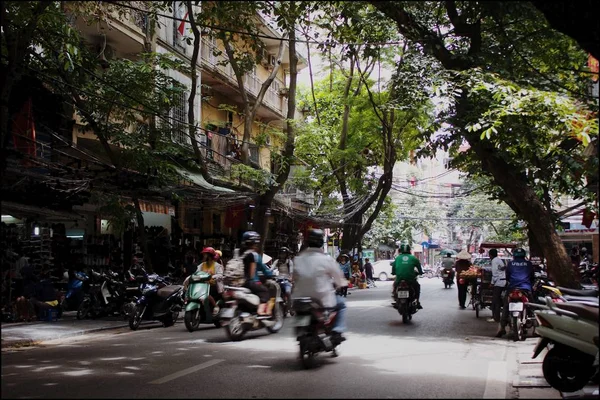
201, 247, 217, 257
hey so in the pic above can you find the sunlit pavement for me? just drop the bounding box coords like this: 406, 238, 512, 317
0, 278, 561, 399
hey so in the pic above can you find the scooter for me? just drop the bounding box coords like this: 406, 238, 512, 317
219, 279, 284, 341
442, 268, 454, 289
530, 297, 599, 393
392, 280, 419, 323
129, 272, 184, 330
506, 288, 536, 341
62, 271, 89, 312
293, 297, 342, 369
183, 271, 222, 332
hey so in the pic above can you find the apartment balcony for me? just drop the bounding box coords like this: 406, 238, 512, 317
200, 39, 288, 118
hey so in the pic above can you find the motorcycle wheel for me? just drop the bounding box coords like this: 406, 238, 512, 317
77, 299, 91, 320
129, 305, 145, 331
267, 304, 284, 333
299, 339, 315, 369
542, 345, 595, 393
225, 310, 246, 341
511, 316, 521, 342
163, 310, 179, 327
475, 302, 480, 318
184, 309, 201, 332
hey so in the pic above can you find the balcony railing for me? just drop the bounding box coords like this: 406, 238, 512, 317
200, 39, 287, 115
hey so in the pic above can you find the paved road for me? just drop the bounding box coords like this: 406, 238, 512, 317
1, 278, 518, 399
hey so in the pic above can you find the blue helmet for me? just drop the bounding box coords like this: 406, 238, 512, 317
513, 248, 526, 258
242, 231, 260, 247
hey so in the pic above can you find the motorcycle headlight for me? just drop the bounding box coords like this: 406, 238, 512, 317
142, 285, 157, 295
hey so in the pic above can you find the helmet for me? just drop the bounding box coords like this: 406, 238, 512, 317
400, 244, 411, 254
307, 229, 324, 248
338, 253, 349, 261
513, 248, 526, 258
279, 247, 290, 254
581, 247, 588, 254
242, 231, 261, 247
488, 249, 498, 258
215, 250, 222, 261
201, 247, 217, 257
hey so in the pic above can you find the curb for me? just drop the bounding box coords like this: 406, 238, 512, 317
1, 321, 155, 349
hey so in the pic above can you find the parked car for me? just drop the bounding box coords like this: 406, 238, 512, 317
372, 259, 396, 281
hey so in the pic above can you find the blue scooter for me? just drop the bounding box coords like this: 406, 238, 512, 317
62, 271, 89, 312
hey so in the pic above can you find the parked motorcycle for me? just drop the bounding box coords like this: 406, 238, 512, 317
77, 270, 124, 319
183, 271, 222, 332
293, 297, 342, 369
392, 280, 419, 323
129, 272, 184, 330
442, 268, 454, 289
530, 297, 599, 393
62, 271, 89, 312
219, 280, 284, 341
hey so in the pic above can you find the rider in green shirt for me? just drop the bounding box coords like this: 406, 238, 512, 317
392, 244, 424, 309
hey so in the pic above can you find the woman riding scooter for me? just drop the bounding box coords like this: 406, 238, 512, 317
183, 247, 223, 315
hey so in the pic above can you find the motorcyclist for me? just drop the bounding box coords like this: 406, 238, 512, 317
496, 247, 534, 338
182, 247, 224, 315
272, 247, 293, 304
441, 253, 455, 283
337, 253, 351, 296
392, 244, 424, 309
241, 231, 274, 316
292, 229, 348, 344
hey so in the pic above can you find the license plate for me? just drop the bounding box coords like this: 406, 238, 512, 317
476, 278, 482, 283
220, 308, 235, 319
397, 291, 409, 298
443, 274, 449, 278
509, 302, 524, 312
294, 315, 311, 327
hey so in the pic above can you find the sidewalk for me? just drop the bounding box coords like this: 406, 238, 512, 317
512, 337, 599, 399
1, 311, 153, 349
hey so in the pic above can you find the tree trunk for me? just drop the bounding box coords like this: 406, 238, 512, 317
132, 196, 152, 273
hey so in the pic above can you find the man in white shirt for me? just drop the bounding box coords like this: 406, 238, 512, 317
489, 249, 506, 323
293, 229, 348, 343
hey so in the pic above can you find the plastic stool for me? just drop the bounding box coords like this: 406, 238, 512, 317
40, 308, 59, 322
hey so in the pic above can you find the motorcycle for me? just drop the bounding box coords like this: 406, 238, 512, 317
275, 276, 294, 317
219, 279, 284, 341
183, 271, 222, 332
129, 271, 184, 330
77, 270, 124, 319
442, 268, 454, 289
506, 288, 536, 341
530, 297, 599, 393
62, 271, 89, 312
293, 297, 342, 369
392, 280, 419, 323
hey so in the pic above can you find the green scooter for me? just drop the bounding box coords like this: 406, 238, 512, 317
183, 271, 222, 332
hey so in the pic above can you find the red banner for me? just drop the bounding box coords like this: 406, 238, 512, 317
12, 98, 36, 165
582, 208, 597, 229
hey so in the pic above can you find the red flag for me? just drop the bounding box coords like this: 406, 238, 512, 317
177, 11, 189, 36
225, 203, 245, 229
582, 208, 596, 229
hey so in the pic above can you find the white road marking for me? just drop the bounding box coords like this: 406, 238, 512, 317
149, 359, 224, 384
483, 361, 508, 399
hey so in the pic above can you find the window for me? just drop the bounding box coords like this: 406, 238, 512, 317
171, 88, 188, 145
249, 144, 259, 165
212, 213, 221, 234
185, 208, 203, 231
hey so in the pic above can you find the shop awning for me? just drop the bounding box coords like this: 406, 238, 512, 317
176, 167, 236, 193
1, 201, 86, 221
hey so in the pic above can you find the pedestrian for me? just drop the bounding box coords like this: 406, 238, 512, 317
570, 246, 581, 280
364, 258, 374, 283
455, 250, 472, 309
489, 249, 506, 323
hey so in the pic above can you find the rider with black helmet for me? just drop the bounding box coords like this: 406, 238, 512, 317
241, 231, 274, 316
292, 229, 348, 344
392, 243, 424, 309
496, 247, 534, 338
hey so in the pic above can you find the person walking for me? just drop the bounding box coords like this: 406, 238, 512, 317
364, 258, 375, 287
454, 250, 472, 309
489, 249, 506, 323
